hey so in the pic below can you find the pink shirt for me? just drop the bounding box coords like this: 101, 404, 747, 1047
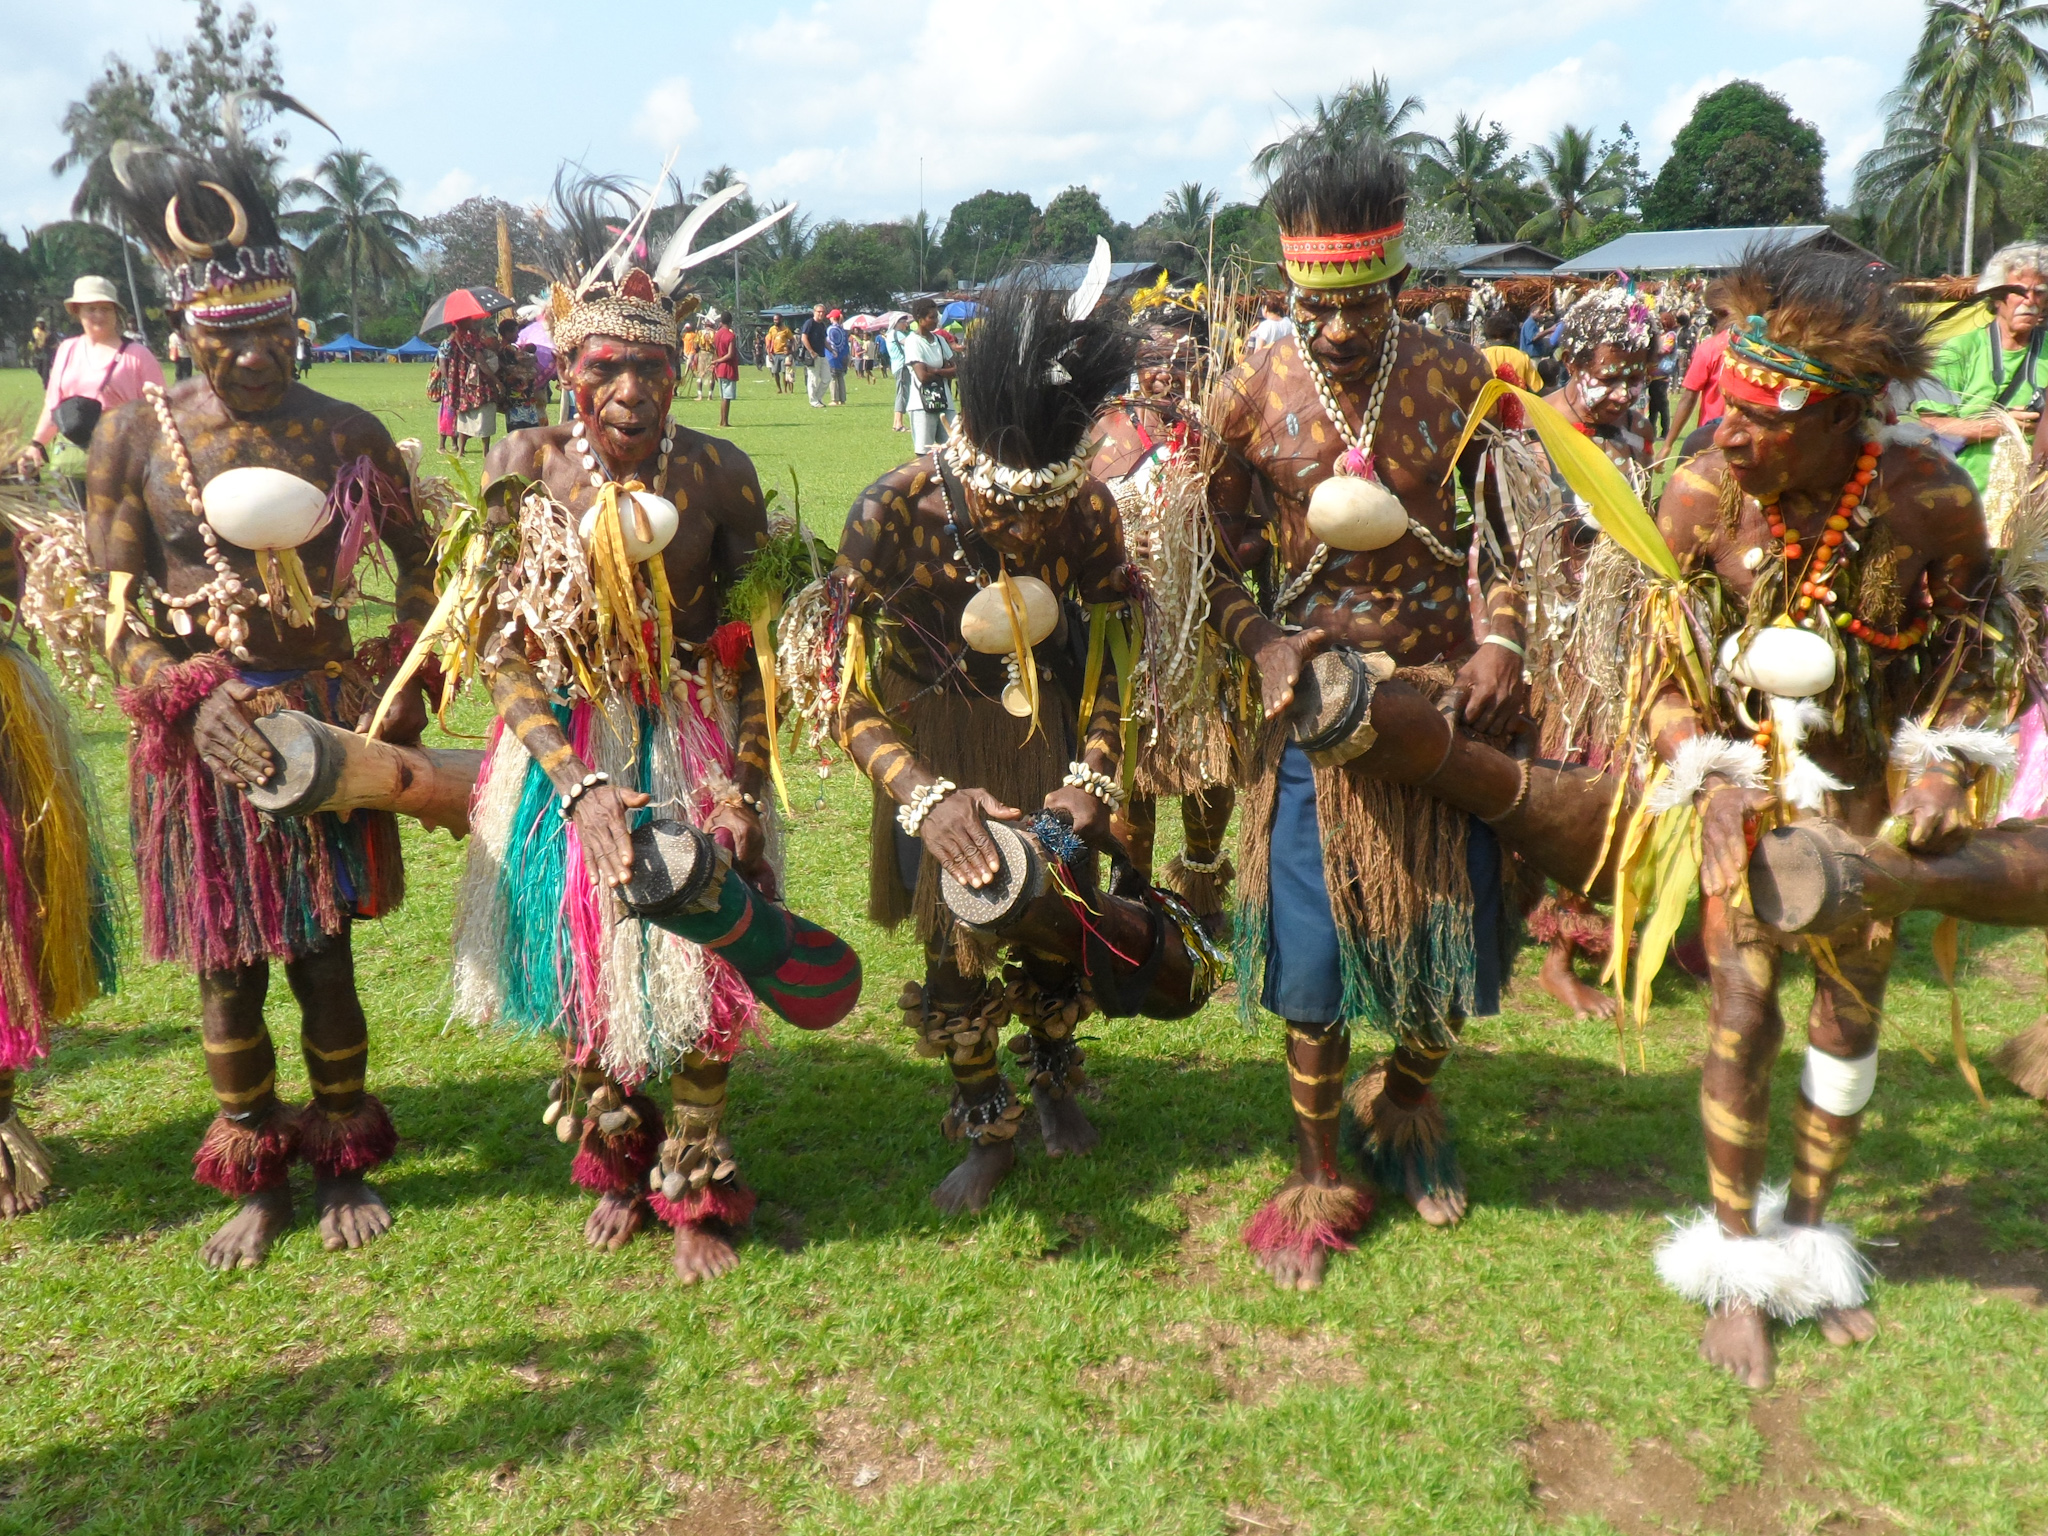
36, 336, 166, 446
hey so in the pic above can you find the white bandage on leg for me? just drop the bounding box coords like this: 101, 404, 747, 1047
1799, 1045, 1877, 1117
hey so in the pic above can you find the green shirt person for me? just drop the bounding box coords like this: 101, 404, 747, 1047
1915, 243, 2048, 490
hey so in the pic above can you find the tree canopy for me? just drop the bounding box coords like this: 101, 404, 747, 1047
1034, 186, 1119, 261
1641, 80, 1825, 229
938, 190, 1038, 285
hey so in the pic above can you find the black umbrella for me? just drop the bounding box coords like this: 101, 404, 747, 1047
419, 285, 517, 333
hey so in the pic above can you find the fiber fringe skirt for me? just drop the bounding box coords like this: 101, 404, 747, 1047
453, 679, 774, 1085
0, 643, 117, 1068
131, 662, 400, 974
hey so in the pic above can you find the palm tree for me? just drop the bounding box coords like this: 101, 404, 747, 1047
1854, 91, 2041, 271
1253, 74, 1444, 177
1416, 114, 1530, 242
1893, 0, 2048, 272
281, 150, 421, 336
1154, 181, 1221, 259
1517, 126, 1624, 247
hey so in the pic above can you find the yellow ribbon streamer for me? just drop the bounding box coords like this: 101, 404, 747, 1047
1931, 916, 1990, 1107
1444, 379, 1682, 583
751, 591, 792, 813
996, 567, 1041, 741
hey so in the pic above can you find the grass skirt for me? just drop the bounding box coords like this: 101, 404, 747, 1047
452, 676, 769, 1086
128, 660, 399, 974
865, 670, 1074, 974
0, 644, 118, 1068
1235, 705, 1510, 1047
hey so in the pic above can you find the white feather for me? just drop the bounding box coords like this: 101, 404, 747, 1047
1890, 719, 2018, 777
651, 182, 750, 292
1771, 695, 1848, 811
1647, 735, 1767, 813
1065, 236, 1114, 322
1653, 1185, 1869, 1321
660, 204, 797, 289
576, 150, 676, 299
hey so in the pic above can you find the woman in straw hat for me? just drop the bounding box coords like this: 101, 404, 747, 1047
16, 276, 164, 495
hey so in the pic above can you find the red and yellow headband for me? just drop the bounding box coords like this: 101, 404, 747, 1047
1280, 223, 1405, 291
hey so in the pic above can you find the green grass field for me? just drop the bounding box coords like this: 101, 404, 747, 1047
0, 362, 2044, 1535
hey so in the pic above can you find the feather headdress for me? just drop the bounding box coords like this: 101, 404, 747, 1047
539, 162, 794, 360
953, 273, 1137, 473
104, 89, 336, 328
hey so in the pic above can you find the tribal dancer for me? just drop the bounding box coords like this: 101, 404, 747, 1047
1091, 278, 1240, 938
0, 505, 119, 1216
1622, 246, 2000, 1387
800, 279, 1137, 1214
1505, 285, 1659, 1018
89, 104, 435, 1268
1198, 143, 1526, 1287
449, 170, 818, 1284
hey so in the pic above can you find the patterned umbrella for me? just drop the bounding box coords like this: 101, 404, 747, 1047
420, 285, 516, 332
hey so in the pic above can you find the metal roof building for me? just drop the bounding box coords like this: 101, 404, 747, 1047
1553, 225, 1884, 276
1433, 242, 1561, 277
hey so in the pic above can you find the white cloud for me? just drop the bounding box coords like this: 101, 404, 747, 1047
419, 169, 483, 216
634, 77, 700, 151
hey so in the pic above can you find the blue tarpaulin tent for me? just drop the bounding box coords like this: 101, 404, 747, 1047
388, 335, 438, 360
313, 332, 386, 359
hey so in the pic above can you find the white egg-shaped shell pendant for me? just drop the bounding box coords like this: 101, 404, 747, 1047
580, 491, 680, 562
200, 466, 330, 552
1305, 469, 1409, 552
960, 575, 1060, 655
1720, 624, 1838, 699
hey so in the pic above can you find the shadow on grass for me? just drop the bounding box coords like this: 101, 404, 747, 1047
0, 1327, 655, 1536
23, 1027, 2047, 1295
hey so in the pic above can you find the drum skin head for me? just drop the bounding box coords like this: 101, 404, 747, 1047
940, 817, 1046, 933
242, 710, 339, 816
620, 818, 717, 918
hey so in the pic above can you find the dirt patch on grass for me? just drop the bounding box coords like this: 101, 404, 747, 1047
1529, 1168, 1672, 1213
1880, 1180, 2046, 1307
808, 1374, 937, 1500
1224, 1505, 1305, 1533
638, 1482, 781, 1536
1523, 1395, 1897, 1534
1162, 1321, 1363, 1404
1164, 1186, 1238, 1288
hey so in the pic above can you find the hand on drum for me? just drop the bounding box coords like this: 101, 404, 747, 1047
1043, 784, 1111, 847
194, 678, 277, 788
358, 681, 428, 748
1894, 768, 1973, 854
1698, 779, 1773, 899
704, 799, 775, 898
572, 782, 652, 889
1451, 641, 1526, 736
1253, 628, 1327, 721
920, 787, 1020, 889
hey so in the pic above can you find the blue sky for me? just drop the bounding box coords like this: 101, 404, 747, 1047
5, 0, 1931, 238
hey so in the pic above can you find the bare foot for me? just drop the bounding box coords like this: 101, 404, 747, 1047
1538, 944, 1616, 1020
1816, 1305, 1878, 1347
0, 1184, 48, 1218
584, 1190, 648, 1252
316, 1176, 393, 1252
201, 1184, 294, 1270
1408, 1168, 1468, 1228
672, 1220, 740, 1284
1037, 1093, 1100, 1159
1701, 1300, 1775, 1389
931, 1138, 1016, 1216
1258, 1240, 1330, 1292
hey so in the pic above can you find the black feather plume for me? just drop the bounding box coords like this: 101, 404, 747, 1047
956, 275, 1137, 468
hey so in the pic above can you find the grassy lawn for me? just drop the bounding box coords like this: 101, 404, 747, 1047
0, 362, 2045, 1535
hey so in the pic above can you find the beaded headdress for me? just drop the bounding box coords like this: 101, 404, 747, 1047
1724, 318, 1886, 412
541, 166, 793, 362
1557, 285, 1658, 363
1267, 141, 1410, 293
105, 90, 335, 330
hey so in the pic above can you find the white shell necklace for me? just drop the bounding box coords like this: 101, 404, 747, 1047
1287, 313, 1463, 580
572, 416, 672, 490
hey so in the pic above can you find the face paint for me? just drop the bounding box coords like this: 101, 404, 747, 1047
568, 335, 679, 468
191, 315, 298, 415
1292, 286, 1394, 377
